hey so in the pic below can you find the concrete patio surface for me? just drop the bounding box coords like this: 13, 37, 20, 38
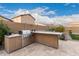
0, 40, 79, 56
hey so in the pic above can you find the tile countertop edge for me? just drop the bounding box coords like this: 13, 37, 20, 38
32, 31, 63, 35
5, 34, 21, 38
5, 31, 63, 38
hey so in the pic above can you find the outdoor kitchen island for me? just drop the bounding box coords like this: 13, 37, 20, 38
4, 30, 62, 53
32, 31, 62, 49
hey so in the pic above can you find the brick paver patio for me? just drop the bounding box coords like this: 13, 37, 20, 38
0, 40, 79, 56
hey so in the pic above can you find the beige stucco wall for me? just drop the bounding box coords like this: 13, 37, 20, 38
12, 16, 21, 23
65, 27, 79, 34
2, 20, 48, 33
65, 20, 79, 33
12, 15, 35, 24
0, 17, 9, 21
21, 15, 35, 24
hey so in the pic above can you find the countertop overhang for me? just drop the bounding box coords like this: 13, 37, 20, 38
5, 31, 63, 38
5, 34, 21, 38
32, 31, 63, 35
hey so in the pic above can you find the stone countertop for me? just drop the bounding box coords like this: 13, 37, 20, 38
5, 34, 21, 38
5, 31, 63, 38
32, 31, 63, 35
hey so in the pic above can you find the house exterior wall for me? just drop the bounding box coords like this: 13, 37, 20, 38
64, 20, 79, 33
11, 15, 35, 24
12, 16, 21, 23
21, 15, 35, 24
65, 27, 79, 34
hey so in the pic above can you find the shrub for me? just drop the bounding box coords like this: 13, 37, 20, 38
0, 20, 10, 45
48, 26, 55, 31
54, 25, 65, 32
70, 34, 79, 40
69, 30, 72, 35
69, 30, 79, 40
48, 25, 65, 32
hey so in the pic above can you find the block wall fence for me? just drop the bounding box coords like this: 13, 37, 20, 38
2, 21, 49, 33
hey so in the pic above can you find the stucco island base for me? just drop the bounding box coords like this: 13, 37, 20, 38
5, 31, 62, 53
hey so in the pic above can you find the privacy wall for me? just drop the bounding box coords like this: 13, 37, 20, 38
2, 21, 49, 33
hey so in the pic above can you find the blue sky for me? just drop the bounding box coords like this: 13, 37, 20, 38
0, 3, 79, 18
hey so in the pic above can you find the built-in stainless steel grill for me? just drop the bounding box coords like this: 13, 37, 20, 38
21, 30, 32, 47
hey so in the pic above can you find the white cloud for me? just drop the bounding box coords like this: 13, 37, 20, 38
0, 6, 79, 26
0, 6, 56, 19
11, 7, 54, 24
46, 11, 56, 15
3, 9, 15, 13
32, 12, 79, 26
30, 7, 48, 15
10, 7, 56, 24
1, 13, 14, 18
32, 13, 79, 26
32, 13, 54, 24
13, 8, 30, 16
5, 7, 79, 26
0, 5, 15, 18
51, 14, 79, 26
51, 16, 73, 26
30, 7, 56, 16
1, 13, 11, 17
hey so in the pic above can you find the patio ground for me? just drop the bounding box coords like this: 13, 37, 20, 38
0, 40, 79, 56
